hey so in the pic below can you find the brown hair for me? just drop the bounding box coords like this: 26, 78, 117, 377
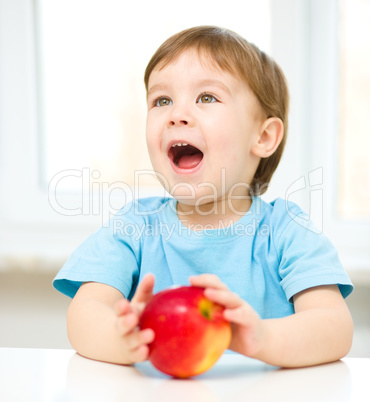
144, 26, 289, 195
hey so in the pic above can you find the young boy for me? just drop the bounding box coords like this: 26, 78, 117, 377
53, 26, 353, 368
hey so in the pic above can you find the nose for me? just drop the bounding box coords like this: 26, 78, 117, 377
168, 103, 192, 127
169, 119, 188, 126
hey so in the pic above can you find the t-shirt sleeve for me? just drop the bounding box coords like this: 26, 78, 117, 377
272, 200, 353, 303
53, 211, 142, 299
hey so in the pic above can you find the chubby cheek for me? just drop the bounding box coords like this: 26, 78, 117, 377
209, 138, 254, 190
208, 133, 240, 168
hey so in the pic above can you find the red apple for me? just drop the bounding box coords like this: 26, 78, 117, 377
139, 286, 232, 378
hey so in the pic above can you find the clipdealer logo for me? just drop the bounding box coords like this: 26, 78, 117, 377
285, 167, 324, 234
48, 167, 324, 234
48, 168, 163, 224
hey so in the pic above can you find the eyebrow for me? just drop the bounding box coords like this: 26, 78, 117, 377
147, 83, 169, 99
147, 79, 232, 98
195, 79, 232, 96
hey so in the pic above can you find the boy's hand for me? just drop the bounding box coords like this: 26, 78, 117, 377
189, 274, 266, 358
114, 274, 156, 364
190, 275, 353, 367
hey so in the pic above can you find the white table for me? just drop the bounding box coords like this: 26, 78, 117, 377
0, 348, 368, 401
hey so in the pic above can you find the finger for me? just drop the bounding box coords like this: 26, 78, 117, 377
223, 306, 254, 326
116, 312, 139, 336
131, 274, 155, 305
204, 288, 244, 310
224, 302, 261, 335
124, 328, 155, 352
114, 298, 132, 317
129, 344, 151, 363
189, 274, 229, 290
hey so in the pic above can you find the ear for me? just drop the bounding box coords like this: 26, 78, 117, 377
251, 117, 284, 158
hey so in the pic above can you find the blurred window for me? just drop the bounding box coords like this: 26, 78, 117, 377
35, 0, 271, 191
337, 0, 370, 220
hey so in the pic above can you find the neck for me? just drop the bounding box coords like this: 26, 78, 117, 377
176, 196, 253, 230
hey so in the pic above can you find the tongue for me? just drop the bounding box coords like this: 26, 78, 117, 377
177, 153, 203, 169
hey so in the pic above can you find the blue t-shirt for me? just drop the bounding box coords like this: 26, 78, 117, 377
53, 196, 353, 319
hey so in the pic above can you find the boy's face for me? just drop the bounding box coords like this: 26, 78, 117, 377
146, 50, 264, 207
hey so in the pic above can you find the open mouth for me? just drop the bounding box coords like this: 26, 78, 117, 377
168, 142, 204, 170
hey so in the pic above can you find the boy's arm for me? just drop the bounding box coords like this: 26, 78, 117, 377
253, 285, 353, 367
67, 275, 155, 365
190, 275, 353, 368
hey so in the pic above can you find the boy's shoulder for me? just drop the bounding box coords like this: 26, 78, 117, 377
257, 197, 310, 235
258, 197, 305, 220
258, 197, 325, 251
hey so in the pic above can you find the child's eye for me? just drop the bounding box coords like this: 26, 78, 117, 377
197, 93, 217, 104
153, 97, 172, 107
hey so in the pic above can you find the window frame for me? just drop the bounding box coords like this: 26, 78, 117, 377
305, 0, 370, 272
269, 0, 370, 274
